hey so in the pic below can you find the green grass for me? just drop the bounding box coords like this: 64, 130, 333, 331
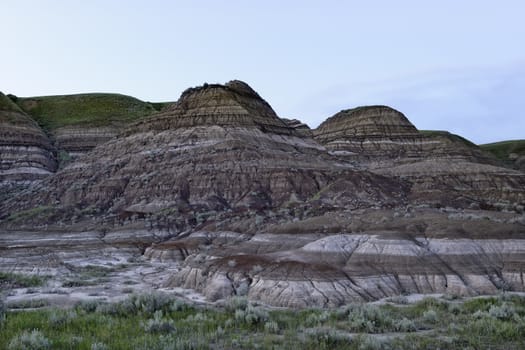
0, 92, 39, 126
480, 140, 525, 161
1, 293, 525, 349
0, 92, 23, 114
148, 101, 174, 111
420, 130, 477, 148
0, 272, 48, 289
15, 93, 159, 130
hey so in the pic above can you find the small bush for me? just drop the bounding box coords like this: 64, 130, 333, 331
488, 302, 517, 320
75, 299, 102, 313
48, 310, 77, 327
8, 329, 51, 350
130, 292, 174, 314
356, 334, 388, 350
90, 342, 108, 350
306, 328, 351, 347
225, 296, 248, 312
447, 303, 461, 315
415, 297, 448, 311
422, 309, 438, 324
170, 299, 190, 312
141, 310, 176, 334
264, 320, 280, 333
185, 312, 208, 322
305, 311, 330, 326
347, 304, 395, 333
234, 304, 269, 326
396, 317, 417, 332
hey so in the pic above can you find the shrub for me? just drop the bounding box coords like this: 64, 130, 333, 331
225, 296, 248, 312
305, 328, 351, 347
347, 304, 394, 333
185, 312, 208, 322
415, 297, 448, 311
90, 342, 108, 350
234, 305, 269, 326
75, 300, 101, 313
141, 310, 176, 334
116, 292, 176, 316
264, 320, 280, 333
305, 311, 330, 326
8, 329, 51, 350
169, 299, 189, 312
447, 303, 461, 315
48, 310, 77, 327
356, 334, 388, 350
422, 309, 438, 324
488, 302, 517, 320
396, 317, 417, 332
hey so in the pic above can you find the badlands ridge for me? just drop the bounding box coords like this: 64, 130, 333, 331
0, 81, 524, 307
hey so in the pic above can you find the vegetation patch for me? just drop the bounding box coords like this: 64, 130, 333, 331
0, 272, 48, 289
15, 93, 159, 130
480, 140, 525, 161
0, 293, 524, 349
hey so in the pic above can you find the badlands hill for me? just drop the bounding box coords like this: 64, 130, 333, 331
481, 139, 525, 171
13, 93, 164, 163
1, 81, 524, 308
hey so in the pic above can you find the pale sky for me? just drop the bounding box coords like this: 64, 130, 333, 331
2, 0, 524, 144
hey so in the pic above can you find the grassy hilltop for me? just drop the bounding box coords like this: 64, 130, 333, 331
480, 140, 525, 161
14, 93, 169, 130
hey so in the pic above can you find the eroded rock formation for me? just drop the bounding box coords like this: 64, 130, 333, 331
1, 81, 524, 308
314, 106, 525, 209
0, 92, 56, 200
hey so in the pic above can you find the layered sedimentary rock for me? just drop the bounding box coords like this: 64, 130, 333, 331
0, 92, 56, 199
160, 208, 525, 307
130, 81, 298, 136
2, 82, 525, 308
314, 106, 525, 208
281, 118, 313, 137
0, 81, 407, 225
314, 106, 423, 158
314, 106, 493, 163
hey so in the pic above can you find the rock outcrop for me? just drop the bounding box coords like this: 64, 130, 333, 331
314, 106, 422, 158
281, 118, 313, 137
314, 106, 525, 209
0, 92, 56, 200
161, 208, 525, 307
0, 81, 407, 225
